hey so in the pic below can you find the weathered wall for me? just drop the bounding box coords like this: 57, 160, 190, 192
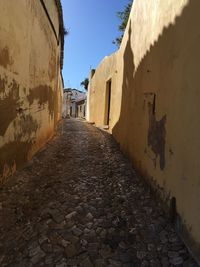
0, 0, 63, 182
88, 52, 120, 129
88, 0, 200, 261
77, 101, 86, 118
43, 0, 60, 37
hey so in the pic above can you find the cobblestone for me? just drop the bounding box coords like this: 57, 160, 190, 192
0, 118, 198, 266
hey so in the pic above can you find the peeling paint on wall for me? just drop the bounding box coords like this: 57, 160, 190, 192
0, 47, 13, 69
27, 85, 54, 117
0, 0, 64, 183
0, 75, 7, 94
20, 114, 39, 136
0, 141, 33, 183
148, 103, 166, 170
0, 79, 20, 136
48, 49, 57, 81
13, 114, 39, 140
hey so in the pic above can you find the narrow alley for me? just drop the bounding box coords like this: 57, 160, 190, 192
0, 119, 197, 267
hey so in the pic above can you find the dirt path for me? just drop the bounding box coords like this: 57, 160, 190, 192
0, 119, 197, 267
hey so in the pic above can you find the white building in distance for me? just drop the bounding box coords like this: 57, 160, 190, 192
62, 88, 87, 118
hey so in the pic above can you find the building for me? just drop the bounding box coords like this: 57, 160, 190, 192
76, 97, 87, 118
0, 0, 64, 182
62, 88, 86, 118
88, 0, 200, 261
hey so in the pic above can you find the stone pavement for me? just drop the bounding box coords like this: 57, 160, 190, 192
0, 119, 198, 267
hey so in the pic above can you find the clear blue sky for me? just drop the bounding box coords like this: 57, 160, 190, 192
61, 0, 130, 90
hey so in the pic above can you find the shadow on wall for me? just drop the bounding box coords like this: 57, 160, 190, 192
113, 0, 200, 175
112, 0, 200, 260
113, 22, 135, 151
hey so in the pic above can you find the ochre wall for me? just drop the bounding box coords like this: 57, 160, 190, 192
0, 0, 63, 182
88, 52, 120, 129
43, 0, 60, 37
88, 0, 200, 260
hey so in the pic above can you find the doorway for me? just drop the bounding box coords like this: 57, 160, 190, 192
104, 79, 112, 126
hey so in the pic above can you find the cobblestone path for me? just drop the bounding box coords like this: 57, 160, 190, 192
0, 119, 198, 267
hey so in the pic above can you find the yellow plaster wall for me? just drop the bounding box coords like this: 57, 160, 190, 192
0, 0, 63, 182
43, 0, 60, 37
88, 0, 200, 259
